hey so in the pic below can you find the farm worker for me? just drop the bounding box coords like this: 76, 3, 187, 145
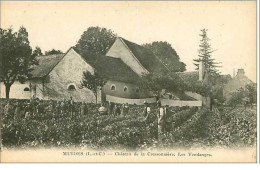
144, 103, 157, 139
13, 101, 22, 121
68, 97, 76, 117
157, 101, 165, 135
114, 104, 121, 116
164, 105, 172, 134
98, 104, 108, 115
108, 101, 114, 115
80, 102, 88, 115
143, 101, 151, 117
122, 103, 129, 116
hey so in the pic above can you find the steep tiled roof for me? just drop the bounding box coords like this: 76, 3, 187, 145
119, 37, 169, 74
78, 51, 140, 84
31, 54, 64, 78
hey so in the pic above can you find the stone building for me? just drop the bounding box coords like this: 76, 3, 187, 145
0, 48, 99, 102
223, 69, 255, 101
0, 37, 168, 102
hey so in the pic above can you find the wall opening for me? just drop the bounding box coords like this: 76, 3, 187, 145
67, 84, 76, 91
123, 86, 128, 92
24, 87, 30, 92
136, 87, 140, 93
111, 84, 116, 91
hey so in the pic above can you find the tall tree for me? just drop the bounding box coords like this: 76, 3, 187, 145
193, 29, 220, 76
143, 41, 186, 72
81, 69, 107, 103
75, 26, 117, 55
45, 49, 63, 55
0, 26, 38, 98
32, 46, 43, 56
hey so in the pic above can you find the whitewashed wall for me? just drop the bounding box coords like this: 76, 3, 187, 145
160, 99, 202, 107
106, 95, 156, 105
0, 81, 31, 99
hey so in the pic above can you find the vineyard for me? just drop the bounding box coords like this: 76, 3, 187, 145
0, 99, 257, 150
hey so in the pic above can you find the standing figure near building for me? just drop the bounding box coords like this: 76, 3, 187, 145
157, 101, 165, 138
144, 102, 157, 139
122, 103, 129, 117
164, 105, 172, 135
114, 104, 121, 116
143, 101, 151, 118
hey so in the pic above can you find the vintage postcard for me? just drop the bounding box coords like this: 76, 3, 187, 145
0, 1, 257, 163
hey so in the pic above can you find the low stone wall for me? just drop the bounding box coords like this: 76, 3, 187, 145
160, 99, 202, 107
106, 95, 156, 105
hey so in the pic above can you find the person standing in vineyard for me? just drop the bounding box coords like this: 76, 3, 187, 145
80, 102, 87, 115
122, 103, 129, 117
164, 105, 172, 134
108, 101, 114, 115
143, 101, 151, 117
144, 103, 157, 139
157, 101, 165, 135
114, 104, 121, 116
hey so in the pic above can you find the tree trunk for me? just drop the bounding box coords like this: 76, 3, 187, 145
5, 84, 11, 99
95, 93, 97, 104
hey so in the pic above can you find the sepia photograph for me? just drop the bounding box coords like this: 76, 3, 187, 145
0, 1, 257, 163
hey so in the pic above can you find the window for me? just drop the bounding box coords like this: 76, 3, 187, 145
67, 84, 76, 91
111, 84, 116, 91
136, 87, 140, 93
24, 87, 30, 91
123, 86, 128, 92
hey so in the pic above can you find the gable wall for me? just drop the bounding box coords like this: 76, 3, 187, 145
43, 48, 101, 102
106, 38, 149, 76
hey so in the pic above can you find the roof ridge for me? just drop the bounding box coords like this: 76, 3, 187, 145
118, 37, 149, 74
38, 48, 70, 77
119, 37, 170, 74
37, 53, 65, 57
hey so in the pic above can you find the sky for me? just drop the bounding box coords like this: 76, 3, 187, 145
1, 1, 257, 82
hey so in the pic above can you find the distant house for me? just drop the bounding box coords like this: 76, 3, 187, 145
223, 69, 255, 102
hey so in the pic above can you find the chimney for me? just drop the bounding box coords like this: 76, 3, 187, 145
199, 61, 204, 81
237, 69, 245, 77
